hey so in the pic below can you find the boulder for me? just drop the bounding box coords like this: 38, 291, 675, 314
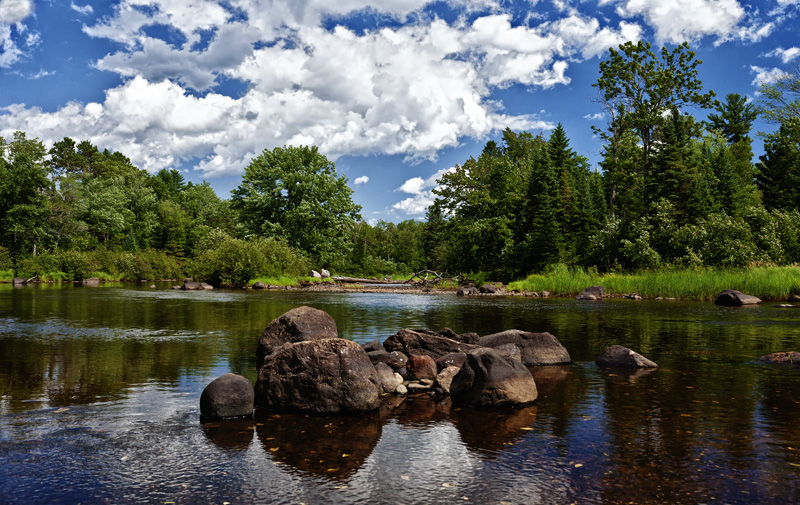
759, 351, 800, 364
374, 362, 401, 393
575, 291, 597, 300
383, 328, 480, 360
12, 277, 26, 285
450, 348, 538, 408
200, 373, 254, 420
367, 350, 408, 370
82, 277, 100, 287
407, 355, 438, 381
714, 289, 762, 306
252, 281, 267, 290
790, 294, 800, 302
457, 286, 478, 296
478, 330, 571, 366
256, 306, 339, 370
320, 269, 331, 278
434, 366, 461, 395
479, 284, 497, 294
311, 270, 322, 279
585, 285, 605, 297
541, 291, 550, 298
436, 352, 467, 372
431, 327, 480, 345
493, 343, 522, 362
595, 345, 658, 368
361, 339, 384, 353
255, 338, 381, 414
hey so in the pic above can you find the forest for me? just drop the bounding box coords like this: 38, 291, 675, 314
1, 41, 799, 286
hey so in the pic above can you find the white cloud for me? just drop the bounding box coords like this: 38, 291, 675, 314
70, 2, 94, 15
750, 65, 788, 86
583, 112, 604, 120
354, 175, 369, 185
605, 0, 767, 44
0, 0, 34, 68
0, 2, 634, 177
765, 47, 800, 63
391, 166, 455, 216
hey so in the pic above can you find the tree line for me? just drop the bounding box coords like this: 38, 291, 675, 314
1, 41, 799, 284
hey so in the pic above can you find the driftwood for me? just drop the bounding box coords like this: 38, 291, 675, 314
332, 276, 395, 284
403, 270, 459, 285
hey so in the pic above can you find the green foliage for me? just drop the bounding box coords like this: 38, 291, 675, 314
190, 236, 309, 286
232, 145, 361, 268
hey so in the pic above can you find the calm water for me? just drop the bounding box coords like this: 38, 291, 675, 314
2, 283, 800, 504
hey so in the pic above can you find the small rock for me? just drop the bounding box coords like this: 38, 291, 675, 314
393, 372, 404, 386
150, 284, 156, 288
585, 285, 605, 297
596, 345, 658, 368
541, 291, 550, 298
434, 366, 461, 395
200, 373, 254, 420
624, 293, 642, 300
407, 355, 438, 381
407, 382, 431, 391
320, 269, 331, 278
575, 291, 597, 301
361, 339, 384, 353
311, 270, 322, 279
252, 281, 267, 290
714, 289, 761, 306
419, 379, 434, 386
760, 351, 800, 364
436, 352, 467, 372
374, 362, 399, 393
395, 384, 408, 395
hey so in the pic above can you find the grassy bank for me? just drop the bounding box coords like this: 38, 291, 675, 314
508, 264, 800, 301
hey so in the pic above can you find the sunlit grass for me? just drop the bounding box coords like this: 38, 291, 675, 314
508, 264, 800, 300
0, 269, 14, 282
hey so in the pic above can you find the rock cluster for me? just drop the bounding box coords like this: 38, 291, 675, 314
201, 306, 665, 419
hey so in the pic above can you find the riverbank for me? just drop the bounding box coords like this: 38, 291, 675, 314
507, 264, 800, 301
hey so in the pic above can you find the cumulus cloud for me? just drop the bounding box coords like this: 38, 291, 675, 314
392, 167, 454, 216
765, 46, 800, 63
0, 0, 35, 68
584, 112, 604, 120
605, 0, 771, 45
354, 175, 369, 185
1, 1, 637, 177
751, 65, 788, 86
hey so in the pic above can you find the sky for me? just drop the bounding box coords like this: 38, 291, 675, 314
0, 0, 798, 223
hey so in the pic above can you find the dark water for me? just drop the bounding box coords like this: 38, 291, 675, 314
2, 283, 800, 504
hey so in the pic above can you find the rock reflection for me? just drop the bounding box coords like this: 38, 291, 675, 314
254, 410, 382, 481
392, 394, 452, 426
451, 403, 538, 457
528, 364, 570, 394
599, 366, 658, 384
202, 418, 254, 451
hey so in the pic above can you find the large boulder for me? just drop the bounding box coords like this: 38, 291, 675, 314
257, 306, 339, 370
436, 352, 467, 372
255, 338, 382, 414
182, 281, 213, 290
479, 284, 498, 294
432, 327, 480, 345
200, 373, 254, 420
12, 277, 26, 285
450, 348, 538, 408
82, 277, 100, 287
595, 345, 658, 368
478, 330, 571, 366
585, 285, 605, 297
383, 328, 480, 360
575, 291, 597, 300
714, 289, 762, 306
457, 286, 478, 296
367, 350, 408, 370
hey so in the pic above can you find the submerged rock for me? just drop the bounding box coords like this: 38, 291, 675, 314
759, 351, 800, 364
595, 345, 658, 368
256, 306, 339, 370
478, 330, 571, 366
714, 289, 761, 306
255, 338, 381, 414
200, 373, 254, 420
450, 348, 538, 408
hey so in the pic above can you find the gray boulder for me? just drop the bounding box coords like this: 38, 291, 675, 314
714, 289, 761, 306
361, 339, 384, 353
257, 306, 339, 370
575, 291, 597, 300
585, 285, 605, 297
252, 281, 267, 290
200, 373, 254, 420
255, 338, 381, 414
320, 269, 331, 278
311, 270, 322, 279
183, 281, 213, 290
450, 348, 538, 408
374, 362, 401, 393
457, 286, 478, 296
12, 277, 26, 285
367, 350, 408, 370
383, 328, 480, 360
479, 284, 497, 294
82, 277, 100, 287
478, 330, 571, 366
595, 345, 658, 368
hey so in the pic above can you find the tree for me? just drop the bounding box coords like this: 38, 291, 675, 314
231, 145, 361, 267
593, 41, 715, 216
756, 119, 800, 211
758, 62, 800, 125
708, 93, 758, 144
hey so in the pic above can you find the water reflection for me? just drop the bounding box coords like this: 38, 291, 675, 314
202, 418, 255, 451
254, 411, 382, 481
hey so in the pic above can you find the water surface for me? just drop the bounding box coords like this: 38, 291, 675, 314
1, 283, 799, 504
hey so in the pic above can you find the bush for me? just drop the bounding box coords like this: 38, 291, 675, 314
190, 237, 309, 286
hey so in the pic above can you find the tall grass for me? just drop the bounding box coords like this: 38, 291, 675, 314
508, 264, 800, 300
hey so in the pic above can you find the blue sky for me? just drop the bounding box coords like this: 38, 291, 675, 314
1, 0, 798, 223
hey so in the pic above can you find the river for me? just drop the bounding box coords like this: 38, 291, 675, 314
1, 283, 799, 504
